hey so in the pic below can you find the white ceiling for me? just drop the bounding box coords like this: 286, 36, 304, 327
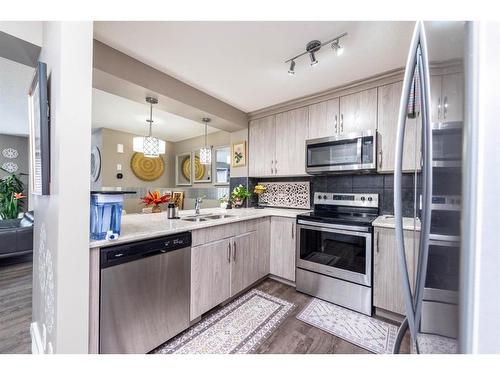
0, 56, 35, 136
93, 21, 415, 112
92, 88, 219, 142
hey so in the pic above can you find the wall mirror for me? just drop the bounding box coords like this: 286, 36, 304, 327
175, 152, 192, 186
214, 146, 230, 185
193, 148, 212, 183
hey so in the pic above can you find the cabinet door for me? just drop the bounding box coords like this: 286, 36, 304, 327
275, 107, 308, 176
256, 218, 271, 279
377, 81, 422, 173
430, 75, 442, 124
270, 217, 296, 282
231, 231, 260, 296
339, 88, 377, 134
373, 227, 420, 315
441, 72, 463, 123
249, 116, 276, 177
190, 238, 231, 320
308, 98, 339, 139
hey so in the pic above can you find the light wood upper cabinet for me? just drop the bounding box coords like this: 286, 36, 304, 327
190, 238, 231, 320
441, 72, 463, 123
373, 227, 420, 315
275, 107, 308, 176
249, 115, 275, 177
377, 81, 422, 173
308, 98, 339, 139
430, 72, 464, 124
339, 88, 377, 134
270, 217, 296, 282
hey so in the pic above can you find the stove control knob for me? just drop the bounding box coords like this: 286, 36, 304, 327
368, 197, 373, 202
317, 195, 322, 200
323, 195, 328, 200
361, 196, 366, 201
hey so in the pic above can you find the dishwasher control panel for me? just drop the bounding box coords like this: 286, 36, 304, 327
100, 232, 192, 269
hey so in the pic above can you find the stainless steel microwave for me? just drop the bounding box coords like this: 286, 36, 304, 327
305, 131, 376, 174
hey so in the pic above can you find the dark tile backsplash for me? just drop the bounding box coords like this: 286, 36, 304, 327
246, 172, 421, 217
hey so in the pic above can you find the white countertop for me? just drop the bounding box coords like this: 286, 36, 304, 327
373, 215, 421, 231
90, 207, 311, 248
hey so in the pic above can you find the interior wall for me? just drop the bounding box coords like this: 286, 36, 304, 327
0, 134, 30, 206
31, 21, 93, 354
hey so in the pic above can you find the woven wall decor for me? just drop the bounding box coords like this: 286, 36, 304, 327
182, 155, 205, 181
130, 152, 165, 181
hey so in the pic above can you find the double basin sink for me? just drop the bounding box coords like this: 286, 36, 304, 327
180, 213, 235, 222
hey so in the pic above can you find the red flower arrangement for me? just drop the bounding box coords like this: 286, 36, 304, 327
141, 191, 171, 213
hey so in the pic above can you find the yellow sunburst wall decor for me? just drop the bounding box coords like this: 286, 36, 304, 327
130, 152, 165, 181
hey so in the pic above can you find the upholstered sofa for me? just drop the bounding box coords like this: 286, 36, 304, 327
0, 211, 34, 258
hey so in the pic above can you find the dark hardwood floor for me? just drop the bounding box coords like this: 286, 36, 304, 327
0, 256, 32, 354
253, 278, 410, 354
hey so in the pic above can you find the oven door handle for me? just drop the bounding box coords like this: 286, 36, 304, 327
296, 223, 372, 238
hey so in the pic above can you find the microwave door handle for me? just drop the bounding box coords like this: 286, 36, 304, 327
394, 20, 421, 353
356, 137, 362, 164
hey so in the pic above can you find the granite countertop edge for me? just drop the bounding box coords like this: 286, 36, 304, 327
90, 207, 311, 249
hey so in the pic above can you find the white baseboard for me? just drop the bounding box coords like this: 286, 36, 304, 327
30, 322, 44, 354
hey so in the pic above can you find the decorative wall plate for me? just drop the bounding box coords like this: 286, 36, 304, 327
2, 148, 18, 159
2, 161, 18, 173
182, 155, 205, 181
90, 146, 101, 182
131, 152, 165, 181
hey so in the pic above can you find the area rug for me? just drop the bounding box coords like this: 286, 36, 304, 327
296, 298, 398, 354
414, 333, 458, 354
154, 289, 295, 354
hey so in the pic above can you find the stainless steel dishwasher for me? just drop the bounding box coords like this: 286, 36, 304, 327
99, 232, 191, 354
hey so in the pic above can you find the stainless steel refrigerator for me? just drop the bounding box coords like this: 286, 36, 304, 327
393, 21, 466, 354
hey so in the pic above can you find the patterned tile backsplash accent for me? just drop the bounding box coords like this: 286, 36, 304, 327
257, 181, 310, 209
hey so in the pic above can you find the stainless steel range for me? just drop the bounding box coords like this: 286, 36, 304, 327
296, 192, 379, 316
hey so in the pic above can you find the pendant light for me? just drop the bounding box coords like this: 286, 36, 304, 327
133, 97, 166, 158
199, 117, 212, 165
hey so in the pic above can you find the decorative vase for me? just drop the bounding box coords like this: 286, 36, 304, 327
152, 205, 162, 213
234, 198, 243, 208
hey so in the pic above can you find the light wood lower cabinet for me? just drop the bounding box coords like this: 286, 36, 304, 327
270, 217, 296, 282
190, 238, 232, 320
230, 231, 259, 296
373, 226, 420, 315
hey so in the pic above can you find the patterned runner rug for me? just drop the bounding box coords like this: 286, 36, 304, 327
297, 298, 398, 354
154, 289, 295, 354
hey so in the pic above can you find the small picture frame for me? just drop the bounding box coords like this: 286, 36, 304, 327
231, 141, 246, 167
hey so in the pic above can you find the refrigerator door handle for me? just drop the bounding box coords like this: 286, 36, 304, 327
393, 20, 422, 351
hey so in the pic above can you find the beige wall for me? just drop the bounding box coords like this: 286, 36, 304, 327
32, 21, 93, 354
96, 127, 175, 188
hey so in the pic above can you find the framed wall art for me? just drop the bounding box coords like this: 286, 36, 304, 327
28, 61, 50, 195
231, 140, 246, 167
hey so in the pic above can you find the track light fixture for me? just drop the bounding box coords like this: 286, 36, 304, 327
284, 32, 347, 75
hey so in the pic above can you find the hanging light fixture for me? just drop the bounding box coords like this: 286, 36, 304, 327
133, 97, 166, 158
199, 117, 212, 165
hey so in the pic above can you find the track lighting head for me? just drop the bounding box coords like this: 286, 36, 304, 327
306, 40, 321, 66
309, 52, 318, 66
332, 41, 344, 56
288, 60, 296, 75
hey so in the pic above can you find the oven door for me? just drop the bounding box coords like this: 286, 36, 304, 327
424, 239, 460, 304
296, 222, 372, 286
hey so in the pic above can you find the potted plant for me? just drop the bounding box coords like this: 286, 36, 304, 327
218, 194, 230, 209
230, 184, 251, 208
0, 167, 26, 220
141, 191, 171, 213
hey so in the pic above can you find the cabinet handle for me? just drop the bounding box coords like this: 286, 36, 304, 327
292, 223, 295, 239
340, 114, 344, 133
271, 160, 274, 175
376, 232, 379, 253
378, 149, 383, 168
227, 243, 231, 263
275, 160, 278, 175
233, 241, 236, 262
437, 97, 441, 120
334, 114, 338, 134
443, 96, 448, 119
